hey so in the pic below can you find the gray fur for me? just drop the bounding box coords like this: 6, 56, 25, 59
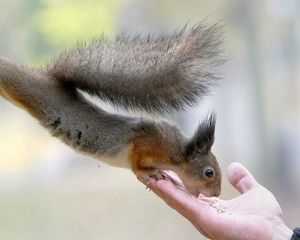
47, 23, 224, 113
0, 23, 223, 164
0, 57, 136, 158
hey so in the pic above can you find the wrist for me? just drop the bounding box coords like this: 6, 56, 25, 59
273, 224, 293, 240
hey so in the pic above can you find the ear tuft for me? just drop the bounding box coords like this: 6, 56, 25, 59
192, 112, 216, 155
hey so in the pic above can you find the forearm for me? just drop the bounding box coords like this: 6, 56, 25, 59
273, 224, 293, 240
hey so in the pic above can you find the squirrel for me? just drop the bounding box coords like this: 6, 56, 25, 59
0, 23, 223, 197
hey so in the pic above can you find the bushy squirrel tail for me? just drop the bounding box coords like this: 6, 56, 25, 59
47, 22, 224, 113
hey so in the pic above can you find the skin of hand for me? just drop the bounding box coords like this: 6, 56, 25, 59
138, 162, 293, 240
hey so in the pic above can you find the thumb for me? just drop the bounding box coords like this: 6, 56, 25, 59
227, 162, 259, 194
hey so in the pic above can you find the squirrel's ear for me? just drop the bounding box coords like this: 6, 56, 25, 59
192, 113, 216, 155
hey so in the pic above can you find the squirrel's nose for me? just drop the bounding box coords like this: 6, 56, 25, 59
212, 186, 221, 197
212, 190, 220, 197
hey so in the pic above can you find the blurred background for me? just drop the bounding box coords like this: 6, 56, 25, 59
0, 0, 299, 239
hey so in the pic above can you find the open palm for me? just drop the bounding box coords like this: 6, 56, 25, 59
142, 163, 292, 240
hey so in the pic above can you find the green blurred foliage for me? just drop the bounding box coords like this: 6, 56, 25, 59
34, 0, 120, 48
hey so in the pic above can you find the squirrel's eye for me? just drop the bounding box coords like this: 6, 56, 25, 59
204, 168, 214, 179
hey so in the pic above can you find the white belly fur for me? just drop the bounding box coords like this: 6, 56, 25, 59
97, 144, 133, 169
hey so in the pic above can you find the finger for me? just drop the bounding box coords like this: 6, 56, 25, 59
148, 178, 193, 207
227, 162, 260, 194
149, 179, 218, 217
148, 179, 214, 239
139, 178, 225, 239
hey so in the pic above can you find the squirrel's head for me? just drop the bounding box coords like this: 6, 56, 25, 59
160, 113, 221, 197
132, 114, 221, 197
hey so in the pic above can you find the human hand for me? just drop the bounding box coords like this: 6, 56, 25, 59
139, 162, 293, 240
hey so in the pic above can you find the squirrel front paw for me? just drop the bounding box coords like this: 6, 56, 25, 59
135, 168, 166, 184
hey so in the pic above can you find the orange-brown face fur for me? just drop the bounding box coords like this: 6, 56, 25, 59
130, 114, 221, 197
